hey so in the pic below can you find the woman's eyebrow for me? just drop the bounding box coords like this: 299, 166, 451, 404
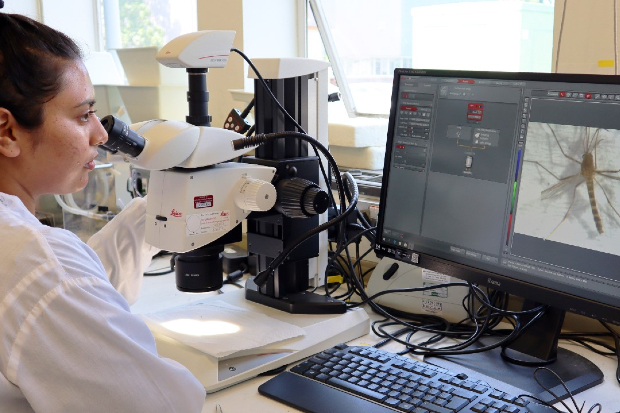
74, 99, 97, 109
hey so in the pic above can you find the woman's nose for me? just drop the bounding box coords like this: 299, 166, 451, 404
92, 118, 108, 146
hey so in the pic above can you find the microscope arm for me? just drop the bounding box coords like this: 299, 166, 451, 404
101, 116, 259, 170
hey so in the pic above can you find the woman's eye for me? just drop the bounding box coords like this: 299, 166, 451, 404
80, 110, 97, 122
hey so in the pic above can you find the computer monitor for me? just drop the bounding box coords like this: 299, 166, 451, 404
375, 68, 620, 401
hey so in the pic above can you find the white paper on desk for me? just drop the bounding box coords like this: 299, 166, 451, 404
139, 301, 306, 358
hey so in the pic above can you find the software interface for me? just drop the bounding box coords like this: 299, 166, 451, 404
377, 71, 620, 315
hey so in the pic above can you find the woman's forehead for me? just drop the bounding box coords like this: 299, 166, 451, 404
53, 60, 95, 108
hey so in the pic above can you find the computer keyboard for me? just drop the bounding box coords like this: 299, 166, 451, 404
258, 343, 555, 413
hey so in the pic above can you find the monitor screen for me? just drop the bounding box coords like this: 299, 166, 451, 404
374, 68, 620, 400
375, 69, 620, 327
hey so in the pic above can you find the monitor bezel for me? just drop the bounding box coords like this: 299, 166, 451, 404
375, 68, 620, 326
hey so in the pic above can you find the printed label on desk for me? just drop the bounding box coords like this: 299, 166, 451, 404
186, 210, 230, 236
422, 282, 449, 298
422, 269, 450, 284
421, 299, 443, 315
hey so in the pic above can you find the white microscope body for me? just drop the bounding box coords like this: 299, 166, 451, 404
107, 31, 277, 253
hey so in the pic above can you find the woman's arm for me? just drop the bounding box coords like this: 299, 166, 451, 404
87, 197, 160, 305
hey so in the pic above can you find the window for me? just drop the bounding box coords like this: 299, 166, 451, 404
101, 0, 197, 49
307, 0, 556, 117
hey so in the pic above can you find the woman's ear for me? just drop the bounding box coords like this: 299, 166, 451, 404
0, 108, 22, 158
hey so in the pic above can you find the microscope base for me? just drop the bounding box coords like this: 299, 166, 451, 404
245, 287, 347, 314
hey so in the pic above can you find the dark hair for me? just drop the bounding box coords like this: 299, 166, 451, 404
0, 13, 83, 129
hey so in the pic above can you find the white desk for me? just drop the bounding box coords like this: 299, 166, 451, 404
131, 269, 620, 413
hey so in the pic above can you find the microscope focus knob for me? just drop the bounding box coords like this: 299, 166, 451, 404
234, 177, 277, 211
275, 178, 329, 218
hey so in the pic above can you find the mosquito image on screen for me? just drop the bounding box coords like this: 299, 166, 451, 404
513, 122, 620, 257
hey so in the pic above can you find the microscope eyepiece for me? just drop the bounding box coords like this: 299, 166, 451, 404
100, 115, 146, 158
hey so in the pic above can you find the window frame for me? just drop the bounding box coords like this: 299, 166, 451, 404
308, 0, 387, 119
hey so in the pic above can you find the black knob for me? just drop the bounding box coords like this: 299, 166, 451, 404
275, 178, 329, 218
303, 186, 329, 215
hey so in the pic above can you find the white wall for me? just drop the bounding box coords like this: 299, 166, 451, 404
3, 0, 100, 55
1, 0, 40, 19
197, 0, 302, 126
41, 1, 101, 54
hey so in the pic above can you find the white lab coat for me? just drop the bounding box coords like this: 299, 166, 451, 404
0, 193, 206, 413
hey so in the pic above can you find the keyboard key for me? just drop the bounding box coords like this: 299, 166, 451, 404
398, 401, 414, 411
410, 397, 423, 407
452, 388, 477, 401
327, 377, 388, 402
386, 398, 400, 407
471, 403, 486, 412
420, 401, 452, 413
433, 398, 448, 407
291, 362, 311, 374
489, 390, 504, 399
422, 394, 437, 403
303, 369, 319, 378
308, 357, 325, 365
315, 373, 329, 382
514, 398, 530, 407
444, 396, 469, 411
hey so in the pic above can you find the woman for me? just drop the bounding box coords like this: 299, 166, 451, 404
0, 13, 205, 413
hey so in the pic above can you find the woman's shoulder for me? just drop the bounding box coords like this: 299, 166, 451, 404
0, 193, 106, 285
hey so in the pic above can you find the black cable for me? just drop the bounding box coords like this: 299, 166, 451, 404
350, 272, 549, 357
600, 320, 620, 385
344, 258, 539, 356
560, 331, 617, 355
518, 367, 603, 413
331, 205, 487, 344
240, 97, 255, 118
566, 338, 616, 355
326, 227, 376, 281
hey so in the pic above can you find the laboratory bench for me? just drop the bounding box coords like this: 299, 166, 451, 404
131, 264, 620, 413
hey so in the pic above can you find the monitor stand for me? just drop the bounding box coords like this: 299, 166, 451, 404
426, 304, 604, 404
